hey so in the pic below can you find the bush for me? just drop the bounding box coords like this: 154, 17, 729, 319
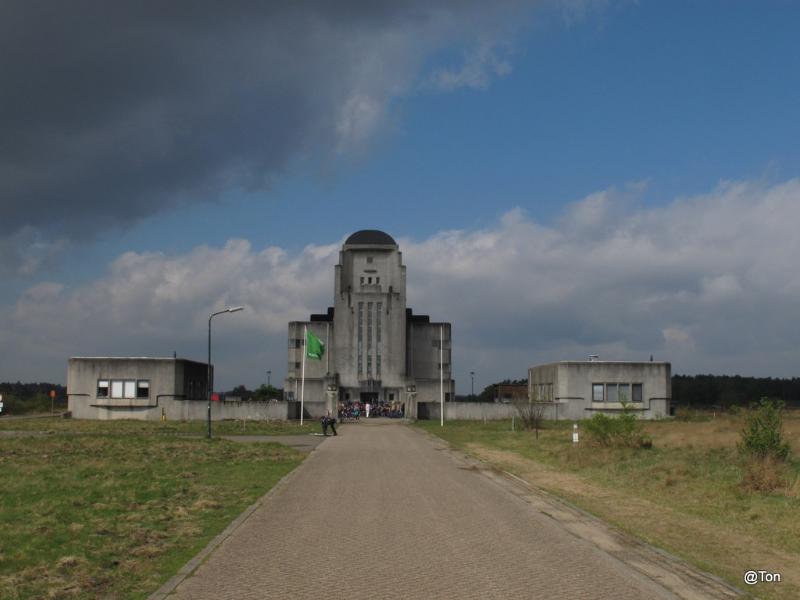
583, 409, 651, 448
740, 457, 790, 493
738, 397, 791, 461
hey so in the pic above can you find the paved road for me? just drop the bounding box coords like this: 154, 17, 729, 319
169, 421, 681, 599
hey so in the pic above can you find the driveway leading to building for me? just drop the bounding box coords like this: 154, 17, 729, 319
166, 421, 717, 599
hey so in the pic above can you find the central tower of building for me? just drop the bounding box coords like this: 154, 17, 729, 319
284, 230, 454, 419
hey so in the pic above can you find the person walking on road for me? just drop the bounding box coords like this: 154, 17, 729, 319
320, 411, 337, 436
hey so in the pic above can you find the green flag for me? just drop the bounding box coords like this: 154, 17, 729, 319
306, 329, 324, 360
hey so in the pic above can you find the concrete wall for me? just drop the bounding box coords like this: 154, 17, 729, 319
528, 361, 671, 420
69, 396, 293, 421
418, 402, 518, 421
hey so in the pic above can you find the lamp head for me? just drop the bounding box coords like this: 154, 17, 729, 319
227, 306, 244, 313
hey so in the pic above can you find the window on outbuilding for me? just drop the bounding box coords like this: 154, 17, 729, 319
111, 380, 124, 399
618, 383, 630, 404
136, 380, 150, 399
97, 380, 109, 398
606, 383, 618, 403
632, 383, 643, 403
592, 384, 604, 402
124, 380, 136, 399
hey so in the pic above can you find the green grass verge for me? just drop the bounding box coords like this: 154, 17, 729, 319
0, 431, 304, 599
0, 417, 319, 436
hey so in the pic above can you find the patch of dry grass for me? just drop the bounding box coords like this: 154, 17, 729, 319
0, 416, 318, 436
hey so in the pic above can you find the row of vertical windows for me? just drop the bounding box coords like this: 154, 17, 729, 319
367, 302, 373, 375
376, 302, 382, 376
532, 383, 553, 401
357, 302, 364, 374
357, 301, 385, 376
360, 276, 380, 285
592, 383, 643, 403
97, 379, 149, 399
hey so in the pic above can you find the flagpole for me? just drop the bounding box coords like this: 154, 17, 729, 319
301, 325, 306, 426
440, 324, 444, 427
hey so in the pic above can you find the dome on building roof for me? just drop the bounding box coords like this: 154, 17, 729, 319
344, 230, 397, 246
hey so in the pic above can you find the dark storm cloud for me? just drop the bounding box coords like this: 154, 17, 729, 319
0, 0, 525, 239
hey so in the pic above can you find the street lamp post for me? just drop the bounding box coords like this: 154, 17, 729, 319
470, 371, 475, 400
208, 306, 244, 439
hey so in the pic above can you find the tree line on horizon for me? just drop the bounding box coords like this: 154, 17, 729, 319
2, 374, 799, 414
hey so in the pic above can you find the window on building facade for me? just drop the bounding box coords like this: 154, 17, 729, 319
376, 277, 380, 284
606, 383, 618, 403
592, 384, 604, 402
592, 383, 644, 403
367, 302, 373, 375
367, 256, 373, 263
357, 302, 363, 374
389, 393, 394, 401
632, 383, 643, 403
103, 379, 149, 399
618, 383, 631, 403
533, 383, 552, 401
376, 302, 382, 375
360, 276, 364, 285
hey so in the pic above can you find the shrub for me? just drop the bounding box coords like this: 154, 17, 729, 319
738, 397, 791, 461
740, 457, 789, 493
583, 408, 651, 449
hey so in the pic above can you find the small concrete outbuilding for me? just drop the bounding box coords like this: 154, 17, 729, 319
528, 360, 671, 420
68, 357, 294, 421
67, 357, 211, 420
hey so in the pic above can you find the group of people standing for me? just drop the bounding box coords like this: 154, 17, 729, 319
336, 399, 405, 421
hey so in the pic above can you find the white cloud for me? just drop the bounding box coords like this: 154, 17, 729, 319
3, 177, 799, 390
430, 41, 514, 91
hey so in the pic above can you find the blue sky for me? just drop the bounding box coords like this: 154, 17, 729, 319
2, 1, 800, 390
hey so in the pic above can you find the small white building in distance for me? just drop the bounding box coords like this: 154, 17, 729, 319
284, 230, 454, 419
528, 360, 671, 420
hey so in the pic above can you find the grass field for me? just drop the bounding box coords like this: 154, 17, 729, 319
0, 419, 308, 599
0, 416, 319, 436
417, 413, 800, 600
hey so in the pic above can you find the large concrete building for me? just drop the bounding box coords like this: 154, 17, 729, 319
528, 360, 672, 420
284, 230, 454, 419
